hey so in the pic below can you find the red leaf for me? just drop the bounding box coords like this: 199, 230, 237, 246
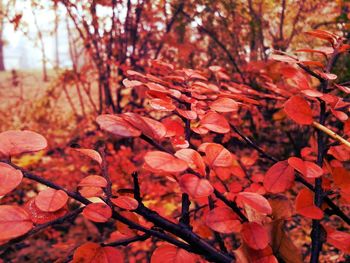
263, 161, 294, 193
241, 222, 269, 250
270, 54, 298, 63
0, 130, 47, 157
122, 113, 166, 140
236, 192, 272, 214
83, 203, 112, 223
176, 108, 198, 120
0, 205, 33, 240
0, 162, 23, 196
205, 207, 241, 233
210, 98, 238, 113
200, 111, 230, 133
179, 174, 214, 198
199, 143, 233, 167
288, 157, 323, 178
295, 189, 323, 219
284, 96, 313, 125
78, 175, 108, 188
35, 189, 68, 212
149, 98, 176, 111
144, 151, 188, 173
73, 148, 102, 165
111, 196, 138, 210
162, 118, 184, 137
96, 114, 141, 137
24, 199, 67, 224
72, 242, 124, 263
175, 149, 206, 176
151, 245, 196, 263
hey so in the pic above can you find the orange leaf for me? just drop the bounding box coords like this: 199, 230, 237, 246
210, 98, 238, 113
96, 114, 141, 137
24, 198, 67, 224
149, 98, 176, 111
241, 222, 269, 250
200, 111, 230, 133
288, 157, 323, 178
179, 174, 214, 198
0, 130, 47, 157
111, 196, 138, 210
78, 175, 108, 188
73, 148, 102, 165
263, 161, 295, 193
83, 203, 112, 223
35, 189, 68, 212
205, 207, 241, 233
237, 192, 272, 214
0, 205, 33, 240
73, 242, 124, 263
122, 113, 167, 140
295, 189, 323, 219
175, 149, 206, 176
199, 143, 233, 167
284, 96, 313, 125
0, 162, 23, 196
144, 151, 188, 173
151, 245, 196, 263
176, 108, 198, 120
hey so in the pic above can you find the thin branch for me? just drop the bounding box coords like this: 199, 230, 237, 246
312, 121, 350, 149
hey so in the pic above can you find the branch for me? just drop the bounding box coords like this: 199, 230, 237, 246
103, 233, 150, 247
312, 121, 350, 149
130, 172, 233, 262
180, 9, 245, 82
5, 163, 195, 255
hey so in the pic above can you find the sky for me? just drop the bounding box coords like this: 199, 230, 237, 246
3, 1, 71, 70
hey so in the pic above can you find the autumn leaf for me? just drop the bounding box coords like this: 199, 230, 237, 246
200, 111, 230, 133
295, 189, 323, 219
0, 162, 23, 196
205, 207, 241, 233
210, 98, 238, 113
111, 196, 139, 210
144, 151, 188, 173
83, 203, 112, 223
236, 192, 272, 215
288, 157, 323, 178
198, 143, 233, 167
96, 114, 141, 137
263, 161, 295, 193
0, 205, 33, 240
151, 245, 196, 263
175, 149, 206, 176
78, 175, 108, 188
284, 96, 313, 125
35, 188, 68, 212
179, 174, 214, 198
73, 242, 124, 263
72, 148, 103, 165
241, 222, 269, 250
0, 130, 47, 157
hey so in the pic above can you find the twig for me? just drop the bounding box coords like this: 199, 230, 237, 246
312, 121, 350, 149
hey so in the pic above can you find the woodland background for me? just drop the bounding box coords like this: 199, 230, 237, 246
0, 0, 350, 262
